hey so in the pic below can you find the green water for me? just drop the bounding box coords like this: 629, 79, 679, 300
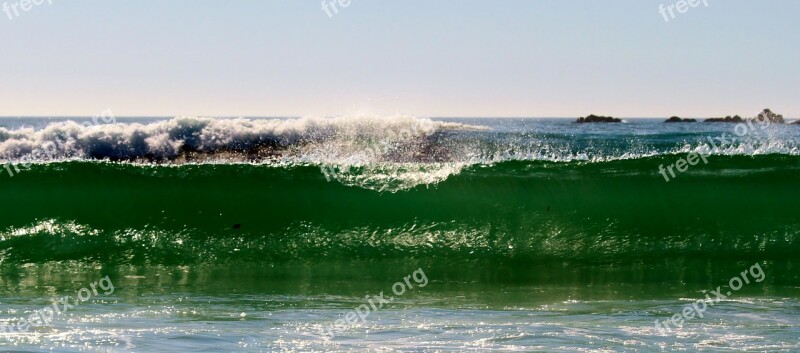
1, 156, 798, 265
1, 153, 799, 351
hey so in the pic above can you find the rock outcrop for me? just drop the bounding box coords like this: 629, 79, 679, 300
705, 115, 743, 123
705, 109, 785, 124
665, 116, 696, 123
755, 108, 784, 124
575, 114, 622, 123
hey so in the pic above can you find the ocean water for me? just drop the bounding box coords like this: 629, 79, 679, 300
0, 116, 799, 352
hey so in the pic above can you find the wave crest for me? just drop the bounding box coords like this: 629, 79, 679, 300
0, 116, 487, 164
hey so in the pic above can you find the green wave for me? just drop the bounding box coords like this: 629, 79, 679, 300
1, 155, 798, 265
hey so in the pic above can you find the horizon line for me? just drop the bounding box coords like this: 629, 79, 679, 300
0, 115, 797, 120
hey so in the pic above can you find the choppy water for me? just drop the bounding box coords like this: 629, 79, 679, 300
1, 116, 799, 352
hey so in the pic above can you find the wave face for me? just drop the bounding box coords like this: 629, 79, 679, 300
1, 157, 798, 265
0, 117, 798, 266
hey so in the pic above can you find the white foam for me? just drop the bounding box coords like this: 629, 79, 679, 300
0, 116, 487, 163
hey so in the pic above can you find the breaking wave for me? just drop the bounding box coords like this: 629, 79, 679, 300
0, 116, 487, 164
1, 116, 799, 192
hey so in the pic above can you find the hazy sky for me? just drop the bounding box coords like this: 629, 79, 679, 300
1, 0, 798, 117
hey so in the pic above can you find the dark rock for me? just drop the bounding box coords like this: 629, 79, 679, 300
754, 108, 784, 124
706, 109, 786, 124
665, 116, 696, 123
575, 114, 622, 123
705, 115, 743, 123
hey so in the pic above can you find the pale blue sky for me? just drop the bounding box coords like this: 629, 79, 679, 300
0, 0, 798, 117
